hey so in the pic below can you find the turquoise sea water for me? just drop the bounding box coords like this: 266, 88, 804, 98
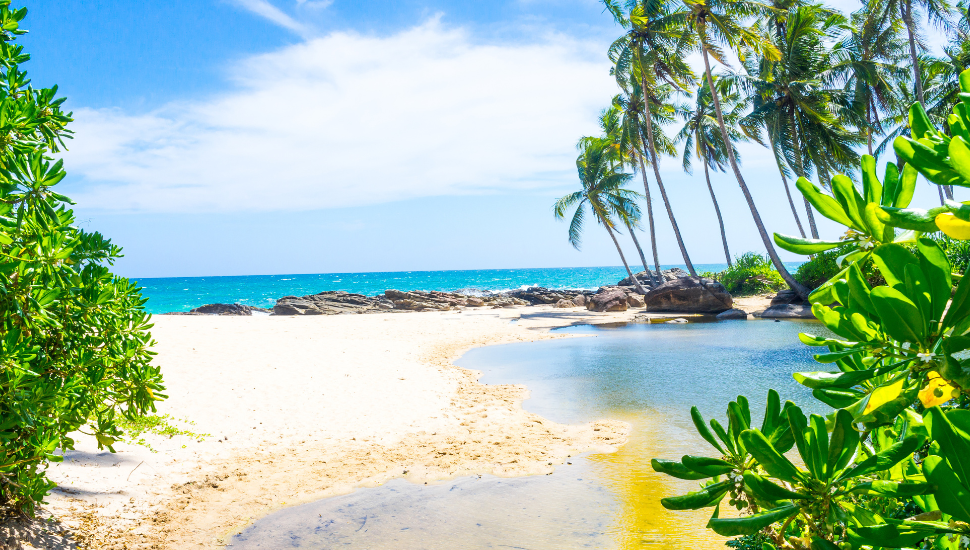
135, 263, 803, 314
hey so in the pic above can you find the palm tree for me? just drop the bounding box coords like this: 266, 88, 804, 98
605, 0, 699, 277
680, 0, 810, 297
742, 4, 865, 239
676, 76, 756, 266
834, 2, 909, 157
600, 101, 663, 286
885, 0, 953, 106
554, 137, 649, 294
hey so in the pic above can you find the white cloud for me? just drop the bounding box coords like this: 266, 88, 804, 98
230, 0, 313, 37
62, 20, 615, 213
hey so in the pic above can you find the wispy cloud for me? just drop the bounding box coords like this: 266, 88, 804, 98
230, 0, 313, 37
62, 20, 615, 213
295, 0, 333, 9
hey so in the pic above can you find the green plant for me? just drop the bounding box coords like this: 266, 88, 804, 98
936, 233, 970, 273
0, 4, 165, 513
116, 415, 208, 453
713, 252, 786, 296
652, 69, 970, 550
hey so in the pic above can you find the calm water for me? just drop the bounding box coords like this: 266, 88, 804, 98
133, 263, 802, 314
231, 320, 826, 550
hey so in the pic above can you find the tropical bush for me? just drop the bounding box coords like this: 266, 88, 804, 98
710, 252, 787, 296
0, 4, 165, 513
651, 74, 970, 549
936, 234, 970, 274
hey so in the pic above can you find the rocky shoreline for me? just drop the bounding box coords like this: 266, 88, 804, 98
163, 268, 815, 319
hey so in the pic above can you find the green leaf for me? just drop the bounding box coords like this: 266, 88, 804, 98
840, 435, 924, 480
660, 479, 731, 510
851, 480, 935, 497
691, 406, 725, 455
870, 286, 925, 343
923, 455, 970, 523
881, 162, 900, 206
772, 233, 843, 255
795, 177, 855, 228
949, 135, 970, 185
872, 244, 919, 288
812, 388, 864, 409
942, 267, 970, 330
827, 409, 860, 477
850, 519, 964, 548
861, 154, 882, 204
916, 237, 952, 326
910, 101, 936, 139
681, 455, 734, 477
831, 175, 868, 232
793, 369, 878, 389
739, 429, 804, 483
925, 407, 970, 486
876, 205, 941, 232
707, 504, 799, 537
895, 163, 917, 208
743, 472, 807, 501
650, 458, 709, 480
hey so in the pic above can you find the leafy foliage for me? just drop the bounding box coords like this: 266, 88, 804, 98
652, 70, 970, 550
0, 3, 164, 513
709, 252, 786, 296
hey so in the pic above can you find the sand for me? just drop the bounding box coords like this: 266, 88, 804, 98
4, 296, 776, 549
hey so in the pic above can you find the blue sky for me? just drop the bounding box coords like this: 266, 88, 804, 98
18, 0, 958, 277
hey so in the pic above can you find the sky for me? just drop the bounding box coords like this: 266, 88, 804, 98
16, 0, 960, 278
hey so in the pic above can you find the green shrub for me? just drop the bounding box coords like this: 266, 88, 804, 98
712, 252, 786, 296
793, 245, 885, 290
0, 4, 165, 514
932, 233, 970, 274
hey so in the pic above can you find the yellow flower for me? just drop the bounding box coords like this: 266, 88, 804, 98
935, 212, 970, 240
919, 371, 956, 408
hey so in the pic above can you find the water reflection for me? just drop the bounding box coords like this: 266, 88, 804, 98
232, 320, 827, 549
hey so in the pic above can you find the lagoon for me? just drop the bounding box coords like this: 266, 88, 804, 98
230, 319, 825, 549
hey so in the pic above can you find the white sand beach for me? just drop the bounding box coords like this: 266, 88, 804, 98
16, 305, 653, 549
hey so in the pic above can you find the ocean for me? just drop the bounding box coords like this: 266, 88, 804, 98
134, 263, 803, 314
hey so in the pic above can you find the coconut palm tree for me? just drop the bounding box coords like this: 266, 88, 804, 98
554, 137, 649, 294
679, 0, 810, 297
676, 76, 757, 266
596, 105, 657, 285
884, 0, 953, 106
833, 1, 909, 157
742, 4, 865, 239
605, 0, 699, 277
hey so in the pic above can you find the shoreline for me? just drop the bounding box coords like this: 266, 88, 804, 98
9, 296, 779, 549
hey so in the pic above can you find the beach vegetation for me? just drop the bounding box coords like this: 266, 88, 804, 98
116, 415, 208, 453
0, 3, 164, 514
707, 252, 786, 296
651, 71, 970, 549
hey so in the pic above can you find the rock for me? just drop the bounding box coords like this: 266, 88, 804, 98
644, 277, 733, 314
587, 288, 629, 312
770, 289, 805, 306
274, 291, 394, 315
716, 308, 748, 320
506, 287, 589, 305
554, 298, 576, 308
627, 294, 646, 308
572, 294, 586, 306
465, 297, 485, 307
759, 304, 814, 319
189, 303, 264, 315
617, 268, 691, 288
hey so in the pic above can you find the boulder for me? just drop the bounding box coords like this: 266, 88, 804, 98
572, 294, 586, 306
466, 297, 485, 307
759, 304, 814, 319
644, 277, 733, 314
770, 289, 805, 306
274, 291, 393, 315
587, 288, 630, 312
716, 308, 748, 320
165, 303, 272, 316
553, 298, 576, 308
626, 294, 646, 308
618, 268, 691, 288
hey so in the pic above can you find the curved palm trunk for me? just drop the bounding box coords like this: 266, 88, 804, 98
768, 134, 807, 238
790, 111, 820, 239
636, 152, 663, 286
625, 219, 653, 287
700, 40, 809, 299
637, 108, 697, 276
703, 159, 732, 266
605, 223, 648, 295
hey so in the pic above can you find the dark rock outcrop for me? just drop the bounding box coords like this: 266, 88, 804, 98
716, 308, 748, 320
587, 288, 630, 312
644, 277, 733, 314
165, 303, 271, 316
274, 291, 394, 315
770, 289, 806, 306
618, 268, 691, 288
759, 303, 814, 319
